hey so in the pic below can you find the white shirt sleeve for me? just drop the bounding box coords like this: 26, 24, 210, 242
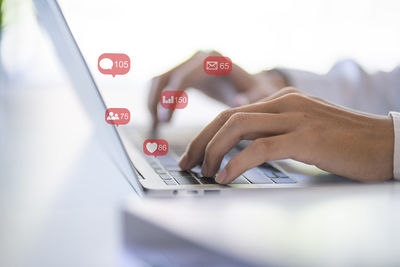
280, 60, 400, 179
280, 59, 400, 115
389, 112, 400, 180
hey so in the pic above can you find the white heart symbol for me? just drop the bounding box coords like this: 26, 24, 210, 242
146, 142, 158, 153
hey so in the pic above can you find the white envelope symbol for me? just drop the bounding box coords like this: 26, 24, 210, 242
206, 61, 218, 70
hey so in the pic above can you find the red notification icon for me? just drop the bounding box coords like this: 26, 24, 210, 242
143, 139, 168, 157
203, 56, 232, 76
105, 108, 130, 126
160, 91, 188, 110
98, 53, 130, 77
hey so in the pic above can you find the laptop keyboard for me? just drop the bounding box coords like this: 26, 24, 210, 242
145, 148, 297, 186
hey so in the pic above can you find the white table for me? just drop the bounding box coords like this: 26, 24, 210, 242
123, 182, 400, 267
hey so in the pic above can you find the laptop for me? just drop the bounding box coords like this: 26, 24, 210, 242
34, 0, 351, 197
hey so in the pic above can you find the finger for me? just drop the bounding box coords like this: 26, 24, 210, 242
179, 100, 284, 170
148, 70, 190, 128
215, 134, 296, 184
161, 64, 202, 123
148, 76, 170, 130
202, 113, 296, 176
148, 51, 206, 129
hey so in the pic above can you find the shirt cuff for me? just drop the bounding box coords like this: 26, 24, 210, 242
389, 111, 400, 179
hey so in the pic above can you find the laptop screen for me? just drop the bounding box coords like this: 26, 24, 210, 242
34, 0, 144, 195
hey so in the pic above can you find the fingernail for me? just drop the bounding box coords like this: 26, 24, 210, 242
179, 154, 189, 169
216, 169, 227, 184
201, 162, 208, 177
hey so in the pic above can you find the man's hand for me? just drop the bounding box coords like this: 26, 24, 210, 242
178, 88, 394, 183
148, 50, 288, 130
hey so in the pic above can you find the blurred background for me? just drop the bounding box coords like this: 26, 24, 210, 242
0, 0, 400, 266
2, 0, 400, 125
67, 0, 400, 125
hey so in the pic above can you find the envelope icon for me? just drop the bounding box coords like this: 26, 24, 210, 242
206, 61, 218, 70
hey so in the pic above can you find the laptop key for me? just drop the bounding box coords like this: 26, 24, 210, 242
174, 176, 200, 185
154, 168, 167, 174
243, 169, 273, 184
159, 174, 172, 180
190, 169, 205, 177
169, 171, 192, 177
165, 165, 182, 171
229, 176, 250, 184
191, 171, 216, 182
158, 154, 178, 165
274, 171, 289, 178
261, 168, 278, 178
164, 179, 177, 185
199, 177, 218, 184
272, 178, 296, 184
191, 166, 202, 173
262, 162, 274, 168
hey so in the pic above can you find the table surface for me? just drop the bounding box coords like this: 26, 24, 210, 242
124, 182, 400, 267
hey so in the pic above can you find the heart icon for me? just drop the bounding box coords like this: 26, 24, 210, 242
146, 142, 158, 153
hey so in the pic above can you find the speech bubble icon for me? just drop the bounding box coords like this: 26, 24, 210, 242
203, 56, 232, 76
99, 58, 113, 70
160, 91, 188, 110
105, 108, 130, 126
143, 139, 169, 157
98, 53, 130, 77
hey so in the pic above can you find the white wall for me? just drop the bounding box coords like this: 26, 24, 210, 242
2, 0, 400, 126
61, 0, 400, 77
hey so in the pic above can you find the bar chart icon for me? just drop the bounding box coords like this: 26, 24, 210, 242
162, 95, 174, 104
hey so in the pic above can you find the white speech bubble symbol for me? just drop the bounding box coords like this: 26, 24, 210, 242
99, 58, 113, 70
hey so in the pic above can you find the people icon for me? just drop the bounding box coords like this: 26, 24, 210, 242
107, 111, 120, 121
105, 108, 130, 126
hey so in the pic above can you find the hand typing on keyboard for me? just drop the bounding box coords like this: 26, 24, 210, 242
147, 50, 286, 130
178, 87, 394, 184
